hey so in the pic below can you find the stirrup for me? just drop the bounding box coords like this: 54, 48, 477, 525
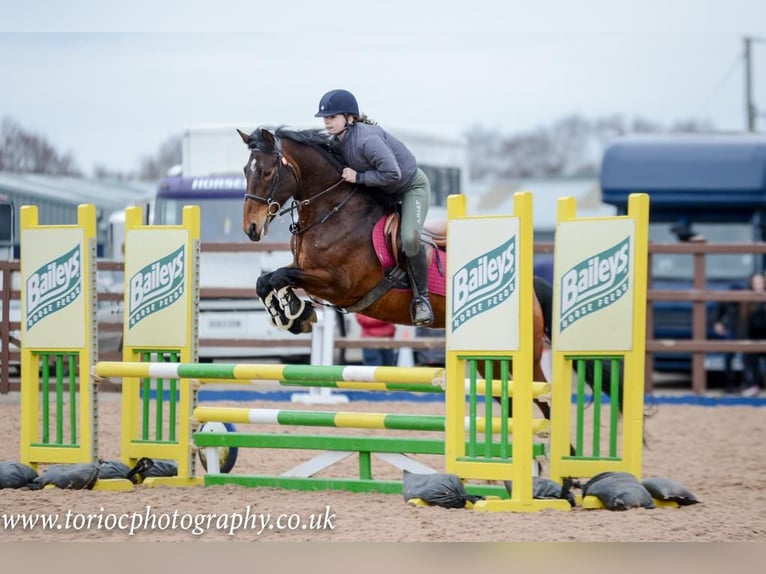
410, 296, 433, 327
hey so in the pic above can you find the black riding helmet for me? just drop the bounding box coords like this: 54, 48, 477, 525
314, 89, 360, 117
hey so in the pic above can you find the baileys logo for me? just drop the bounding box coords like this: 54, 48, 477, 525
129, 246, 185, 328
451, 236, 516, 330
559, 237, 630, 331
26, 246, 81, 330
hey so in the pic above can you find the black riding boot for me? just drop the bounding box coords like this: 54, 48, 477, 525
406, 247, 434, 327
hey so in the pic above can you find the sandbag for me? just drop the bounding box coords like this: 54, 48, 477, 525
97, 460, 133, 481
642, 477, 700, 506
402, 470, 482, 509
31, 463, 99, 490
0, 461, 38, 489
97, 457, 155, 483
582, 471, 654, 510
504, 477, 577, 507
141, 459, 178, 478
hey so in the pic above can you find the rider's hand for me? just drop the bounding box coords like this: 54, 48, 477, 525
341, 167, 357, 183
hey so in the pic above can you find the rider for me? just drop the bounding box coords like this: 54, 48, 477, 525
314, 88, 434, 327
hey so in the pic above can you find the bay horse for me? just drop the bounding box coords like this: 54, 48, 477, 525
239, 126, 619, 423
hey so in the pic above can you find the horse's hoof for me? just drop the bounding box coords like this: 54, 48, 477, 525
273, 312, 294, 330
287, 306, 317, 334
288, 320, 312, 335
299, 321, 314, 334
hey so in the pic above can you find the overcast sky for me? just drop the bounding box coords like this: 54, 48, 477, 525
1, 0, 765, 174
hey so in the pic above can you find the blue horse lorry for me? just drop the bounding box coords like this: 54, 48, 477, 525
600, 134, 766, 376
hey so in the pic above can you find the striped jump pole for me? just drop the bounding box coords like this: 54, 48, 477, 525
194, 377, 551, 397
94, 362, 445, 385
192, 406, 550, 434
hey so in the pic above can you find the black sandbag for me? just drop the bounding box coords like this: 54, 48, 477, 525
642, 477, 700, 506
141, 459, 178, 478
31, 463, 99, 490
582, 471, 654, 510
97, 457, 154, 483
97, 460, 132, 480
504, 477, 577, 507
402, 470, 482, 509
0, 461, 38, 489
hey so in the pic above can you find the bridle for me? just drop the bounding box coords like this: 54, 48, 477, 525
243, 144, 296, 217
243, 142, 356, 235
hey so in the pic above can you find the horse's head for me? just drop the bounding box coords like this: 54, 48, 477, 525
239, 127, 296, 242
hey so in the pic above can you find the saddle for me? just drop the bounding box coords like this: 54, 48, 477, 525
382, 213, 446, 268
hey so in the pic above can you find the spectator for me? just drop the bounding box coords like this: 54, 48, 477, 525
713, 282, 745, 393
355, 314, 397, 366
414, 327, 446, 367
716, 273, 766, 397
741, 273, 766, 397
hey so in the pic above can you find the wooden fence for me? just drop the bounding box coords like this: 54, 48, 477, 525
4, 241, 766, 394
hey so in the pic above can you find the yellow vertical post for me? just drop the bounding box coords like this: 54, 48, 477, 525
623, 193, 649, 477
19, 205, 40, 468
119, 205, 142, 478
444, 193, 467, 472
549, 197, 577, 482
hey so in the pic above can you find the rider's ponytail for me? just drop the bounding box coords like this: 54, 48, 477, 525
358, 114, 377, 125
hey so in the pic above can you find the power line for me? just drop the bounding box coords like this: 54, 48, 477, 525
695, 52, 743, 121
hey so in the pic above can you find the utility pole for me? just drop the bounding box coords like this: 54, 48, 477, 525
745, 37, 754, 131
744, 36, 766, 132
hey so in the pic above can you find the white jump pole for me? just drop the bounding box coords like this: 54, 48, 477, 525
396, 325, 415, 368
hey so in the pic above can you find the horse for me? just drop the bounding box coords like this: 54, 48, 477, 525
239, 126, 619, 423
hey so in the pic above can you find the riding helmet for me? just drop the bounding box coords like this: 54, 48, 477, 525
314, 89, 360, 117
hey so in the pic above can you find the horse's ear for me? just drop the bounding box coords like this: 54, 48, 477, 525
237, 129, 250, 144
260, 129, 276, 148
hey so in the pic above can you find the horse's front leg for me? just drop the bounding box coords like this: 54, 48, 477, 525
258, 268, 317, 334
256, 271, 288, 328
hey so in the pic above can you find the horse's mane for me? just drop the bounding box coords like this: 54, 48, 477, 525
247, 126, 345, 173
248, 125, 397, 214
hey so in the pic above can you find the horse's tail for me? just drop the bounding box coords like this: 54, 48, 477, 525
533, 275, 625, 414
